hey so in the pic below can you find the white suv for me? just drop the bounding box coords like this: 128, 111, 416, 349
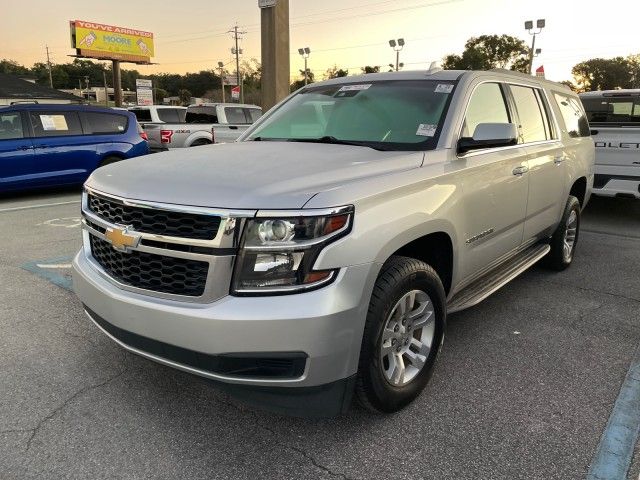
73, 69, 594, 416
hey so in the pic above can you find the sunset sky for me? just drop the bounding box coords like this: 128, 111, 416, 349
3, 0, 638, 83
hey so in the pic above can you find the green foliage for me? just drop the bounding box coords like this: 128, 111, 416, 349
178, 88, 192, 104
442, 35, 529, 72
571, 56, 640, 91
0, 57, 266, 99
290, 69, 315, 92
324, 65, 348, 79
361, 66, 380, 74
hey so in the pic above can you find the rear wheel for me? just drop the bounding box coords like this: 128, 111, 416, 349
356, 256, 446, 413
543, 195, 581, 271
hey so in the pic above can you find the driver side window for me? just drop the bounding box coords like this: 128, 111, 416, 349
462, 83, 510, 138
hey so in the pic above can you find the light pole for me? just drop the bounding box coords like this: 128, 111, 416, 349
525, 19, 545, 75
218, 61, 226, 103
389, 38, 405, 71
298, 47, 310, 85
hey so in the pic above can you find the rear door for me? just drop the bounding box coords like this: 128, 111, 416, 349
28, 109, 96, 185
507, 84, 566, 241
0, 111, 36, 189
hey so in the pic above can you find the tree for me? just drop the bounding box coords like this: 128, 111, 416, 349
0, 60, 30, 75
442, 34, 529, 72
361, 66, 380, 74
290, 69, 315, 92
571, 57, 632, 91
324, 65, 348, 79
178, 88, 192, 105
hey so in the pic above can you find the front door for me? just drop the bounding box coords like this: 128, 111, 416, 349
455, 82, 530, 280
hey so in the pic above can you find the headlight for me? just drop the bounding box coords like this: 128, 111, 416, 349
232, 207, 353, 294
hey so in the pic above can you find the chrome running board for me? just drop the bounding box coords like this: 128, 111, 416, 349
447, 243, 550, 313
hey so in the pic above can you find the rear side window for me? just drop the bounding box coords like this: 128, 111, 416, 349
510, 85, 549, 143
185, 107, 217, 123
30, 111, 82, 137
131, 109, 152, 122
157, 109, 184, 123
85, 112, 128, 134
0, 113, 24, 140
246, 108, 262, 123
555, 93, 590, 137
462, 83, 510, 138
225, 107, 250, 124
580, 95, 639, 127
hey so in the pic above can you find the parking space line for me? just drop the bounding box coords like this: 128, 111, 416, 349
587, 345, 640, 480
0, 200, 79, 213
21, 255, 74, 291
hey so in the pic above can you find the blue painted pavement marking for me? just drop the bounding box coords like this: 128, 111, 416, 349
21, 255, 75, 292
587, 345, 640, 480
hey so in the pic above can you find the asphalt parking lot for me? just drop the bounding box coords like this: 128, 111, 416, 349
0, 189, 639, 480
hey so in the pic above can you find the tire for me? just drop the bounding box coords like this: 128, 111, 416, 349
542, 195, 581, 271
190, 139, 212, 147
98, 156, 122, 168
356, 256, 446, 413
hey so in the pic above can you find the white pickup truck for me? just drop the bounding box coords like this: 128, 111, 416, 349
144, 103, 262, 151
580, 90, 640, 199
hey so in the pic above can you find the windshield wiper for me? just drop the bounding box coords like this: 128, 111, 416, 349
287, 136, 391, 150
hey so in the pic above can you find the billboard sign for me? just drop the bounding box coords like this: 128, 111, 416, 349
70, 20, 154, 64
231, 86, 240, 100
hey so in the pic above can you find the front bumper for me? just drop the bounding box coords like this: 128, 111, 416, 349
73, 251, 378, 413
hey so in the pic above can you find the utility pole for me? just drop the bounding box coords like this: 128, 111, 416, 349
112, 60, 123, 107
102, 69, 109, 106
230, 24, 247, 103
260, 0, 290, 111
217, 61, 226, 103
45, 45, 53, 88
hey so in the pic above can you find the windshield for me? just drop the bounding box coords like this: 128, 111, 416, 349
246, 80, 456, 151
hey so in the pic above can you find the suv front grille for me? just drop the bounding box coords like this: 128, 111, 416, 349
88, 193, 221, 240
89, 235, 208, 297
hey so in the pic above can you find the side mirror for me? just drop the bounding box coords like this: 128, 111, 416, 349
457, 123, 518, 154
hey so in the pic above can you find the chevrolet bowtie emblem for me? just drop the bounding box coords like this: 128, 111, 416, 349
104, 226, 141, 252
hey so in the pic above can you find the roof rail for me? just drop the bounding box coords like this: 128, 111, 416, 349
10, 100, 39, 105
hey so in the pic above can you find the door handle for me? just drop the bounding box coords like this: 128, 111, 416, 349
554, 156, 566, 165
15, 145, 31, 151
512, 165, 529, 176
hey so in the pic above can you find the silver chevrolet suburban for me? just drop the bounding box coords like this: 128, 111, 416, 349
73, 69, 594, 416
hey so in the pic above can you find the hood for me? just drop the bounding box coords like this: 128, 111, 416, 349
87, 141, 423, 209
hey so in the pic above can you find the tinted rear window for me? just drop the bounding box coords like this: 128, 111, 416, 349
30, 111, 83, 137
225, 107, 250, 124
84, 112, 128, 134
0, 113, 24, 140
185, 107, 217, 123
157, 108, 185, 123
555, 93, 590, 137
581, 95, 640, 126
131, 109, 152, 122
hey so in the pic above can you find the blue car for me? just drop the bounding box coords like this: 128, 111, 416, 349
0, 104, 149, 192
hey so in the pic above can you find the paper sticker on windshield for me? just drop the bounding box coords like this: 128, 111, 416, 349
435, 84, 454, 94
40, 114, 68, 131
335, 84, 372, 98
416, 124, 437, 137
339, 84, 371, 92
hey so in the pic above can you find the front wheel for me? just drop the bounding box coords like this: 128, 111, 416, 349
543, 195, 581, 271
356, 256, 446, 413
